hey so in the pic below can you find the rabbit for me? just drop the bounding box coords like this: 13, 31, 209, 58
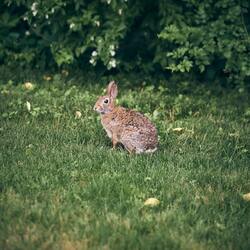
93, 81, 158, 154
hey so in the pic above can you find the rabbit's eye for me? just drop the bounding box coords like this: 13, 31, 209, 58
104, 99, 109, 104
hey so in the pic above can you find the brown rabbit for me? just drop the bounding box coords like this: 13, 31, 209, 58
93, 81, 158, 153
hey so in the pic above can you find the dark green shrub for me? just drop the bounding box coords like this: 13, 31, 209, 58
156, 0, 250, 85
0, 0, 249, 84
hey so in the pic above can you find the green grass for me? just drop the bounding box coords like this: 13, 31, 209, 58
0, 74, 250, 250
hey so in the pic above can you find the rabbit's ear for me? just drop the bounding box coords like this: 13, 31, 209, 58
107, 81, 118, 99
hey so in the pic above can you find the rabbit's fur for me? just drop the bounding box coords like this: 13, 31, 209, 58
93, 81, 158, 153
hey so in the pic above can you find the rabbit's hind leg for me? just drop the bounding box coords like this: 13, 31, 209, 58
120, 139, 135, 154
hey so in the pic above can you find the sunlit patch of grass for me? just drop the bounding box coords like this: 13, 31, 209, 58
0, 75, 250, 249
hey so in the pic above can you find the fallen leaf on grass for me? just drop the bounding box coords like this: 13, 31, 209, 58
43, 75, 52, 81
144, 198, 160, 207
228, 132, 240, 138
23, 82, 34, 90
242, 193, 250, 201
26, 101, 31, 111
75, 111, 82, 118
61, 70, 69, 76
172, 127, 184, 132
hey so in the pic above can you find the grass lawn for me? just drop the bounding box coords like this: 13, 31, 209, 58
0, 73, 250, 250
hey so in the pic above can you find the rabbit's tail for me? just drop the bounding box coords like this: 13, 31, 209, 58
144, 147, 158, 154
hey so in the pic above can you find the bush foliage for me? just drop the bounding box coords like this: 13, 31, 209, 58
1, 0, 250, 84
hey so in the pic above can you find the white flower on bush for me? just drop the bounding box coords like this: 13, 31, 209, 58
69, 23, 75, 29
107, 0, 111, 4
25, 31, 30, 36
110, 50, 115, 56
91, 51, 98, 57
109, 45, 116, 56
45, 14, 49, 19
108, 58, 116, 68
109, 44, 115, 50
94, 20, 100, 27
89, 58, 96, 66
51, 8, 55, 14
90, 36, 95, 41
118, 9, 123, 15
31, 2, 38, 16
